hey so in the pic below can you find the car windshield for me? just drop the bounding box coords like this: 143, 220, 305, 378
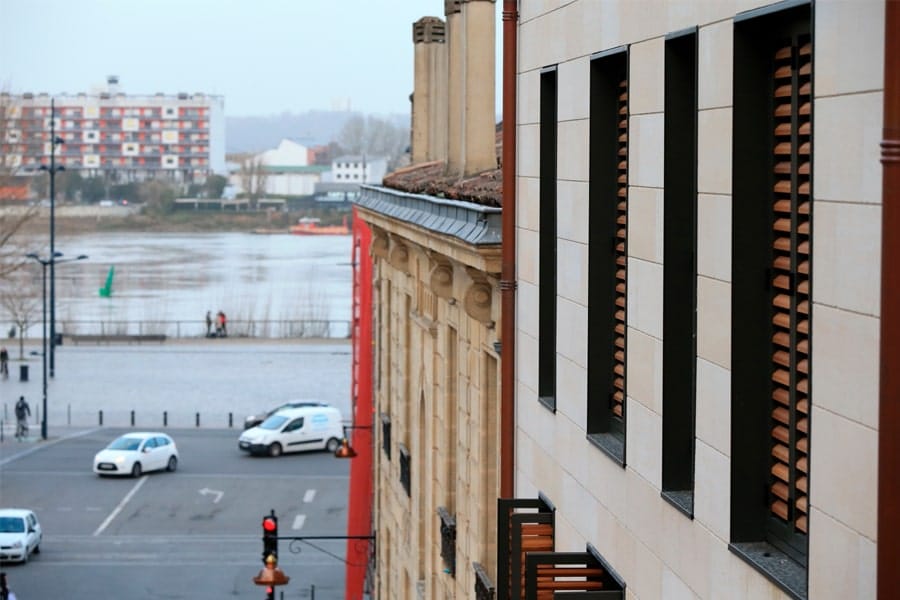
0, 517, 25, 533
259, 415, 289, 430
107, 437, 142, 451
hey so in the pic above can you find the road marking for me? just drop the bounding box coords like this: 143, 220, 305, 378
93, 476, 147, 536
292, 515, 306, 530
198, 487, 224, 503
303, 489, 316, 503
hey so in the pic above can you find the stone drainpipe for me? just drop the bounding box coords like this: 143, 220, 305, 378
878, 0, 899, 597
499, 0, 517, 499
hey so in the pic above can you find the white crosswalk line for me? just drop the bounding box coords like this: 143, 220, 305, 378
292, 514, 306, 530
303, 489, 316, 503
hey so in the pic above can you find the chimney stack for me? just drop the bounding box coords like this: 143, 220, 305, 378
411, 17, 448, 164
445, 0, 463, 175
107, 75, 120, 94
459, 0, 496, 176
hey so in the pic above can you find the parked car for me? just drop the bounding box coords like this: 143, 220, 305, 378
93, 432, 179, 477
239, 405, 344, 457
0, 508, 42, 563
243, 400, 330, 430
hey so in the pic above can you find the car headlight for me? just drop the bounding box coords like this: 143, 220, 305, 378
114, 456, 125, 464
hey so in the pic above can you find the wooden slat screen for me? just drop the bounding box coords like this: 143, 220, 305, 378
523, 552, 622, 600
612, 77, 628, 421
768, 37, 812, 540
497, 497, 555, 600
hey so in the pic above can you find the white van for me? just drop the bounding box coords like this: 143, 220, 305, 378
238, 406, 344, 457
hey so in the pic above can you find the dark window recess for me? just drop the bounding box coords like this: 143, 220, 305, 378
399, 443, 411, 497
473, 562, 495, 600
538, 66, 558, 412
731, 2, 812, 598
381, 413, 392, 460
497, 495, 555, 600
587, 46, 629, 464
437, 507, 456, 577
661, 28, 699, 517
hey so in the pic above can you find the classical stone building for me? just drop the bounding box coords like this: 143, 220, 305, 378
353, 2, 504, 598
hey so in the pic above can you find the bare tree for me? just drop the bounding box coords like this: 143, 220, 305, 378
0, 90, 39, 279
239, 157, 268, 210
0, 273, 40, 359
337, 114, 409, 168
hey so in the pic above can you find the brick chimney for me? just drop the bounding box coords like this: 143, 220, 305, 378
411, 17, 448, 164
447, 0, 496, 177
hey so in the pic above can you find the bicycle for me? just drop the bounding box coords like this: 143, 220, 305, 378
15, 419, 28, 441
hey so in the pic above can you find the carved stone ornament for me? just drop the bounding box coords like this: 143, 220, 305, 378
429, 261, 455, 300
464, 281, 493, 324
389, 241, 410, 272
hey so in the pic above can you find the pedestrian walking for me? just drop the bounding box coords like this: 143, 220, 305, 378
0, 346, 8, 380
217, 310, 228, 338
14, 396, 30, 441
205, 310, 213, 337
1, 571, 17, 600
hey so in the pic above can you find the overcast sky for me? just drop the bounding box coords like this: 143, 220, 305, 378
0, 0, 501, 118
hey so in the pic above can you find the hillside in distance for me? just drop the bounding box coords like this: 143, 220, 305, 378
225, 110, 408, 154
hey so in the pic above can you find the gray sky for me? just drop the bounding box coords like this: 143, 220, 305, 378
0, 0, 500, 117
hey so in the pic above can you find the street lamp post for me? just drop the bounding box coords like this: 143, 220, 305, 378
39, 98, 65, 378
26, 252, 87, 440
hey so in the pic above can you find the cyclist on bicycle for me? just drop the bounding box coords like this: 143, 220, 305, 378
14, 396, 30, 441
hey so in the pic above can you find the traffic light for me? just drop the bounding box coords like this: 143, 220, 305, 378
262, 511, 278, 563
265, 585, 275, 600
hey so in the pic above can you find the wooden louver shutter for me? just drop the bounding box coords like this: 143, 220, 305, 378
769, 38, 812, 538
613, 77, 628, 420
497, 498, 555, 600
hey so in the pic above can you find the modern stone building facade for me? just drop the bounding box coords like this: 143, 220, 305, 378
513, 0, 884, 598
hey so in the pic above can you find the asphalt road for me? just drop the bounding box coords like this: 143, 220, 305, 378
0, 428, 353, 599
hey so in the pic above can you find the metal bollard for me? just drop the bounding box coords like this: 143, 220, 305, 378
130, 410, 135, 426
99, 410, 103, 426
228, 412, 233, 428
195, 412, 200, 428
163, 411, 168, 427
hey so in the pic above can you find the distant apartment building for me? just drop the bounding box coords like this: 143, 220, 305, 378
1, 76, 225, 183
330, 155, 388, 184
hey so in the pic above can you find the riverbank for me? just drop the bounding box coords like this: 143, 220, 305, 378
7, 205, 351, 235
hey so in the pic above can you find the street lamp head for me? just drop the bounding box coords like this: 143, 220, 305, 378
25, 253, 39, 261
53, 251, 63, 258
76, 255, 88, 260
54, 136, 65, 145
38, 165, 48, 172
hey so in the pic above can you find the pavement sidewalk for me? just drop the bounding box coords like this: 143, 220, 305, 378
0, 338, 352, 441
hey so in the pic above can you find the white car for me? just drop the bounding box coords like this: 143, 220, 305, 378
0, 509, 42, 563
239, 406, 344, 457
93, 432, 179, 477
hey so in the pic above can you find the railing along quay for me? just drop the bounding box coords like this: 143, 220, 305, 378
5, 319, 352, 341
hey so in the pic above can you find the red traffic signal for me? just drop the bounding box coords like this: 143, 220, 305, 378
263, 517, 277, 532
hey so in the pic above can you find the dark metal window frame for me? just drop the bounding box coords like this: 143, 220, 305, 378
380, 412, 391, 460
661, 27, 699, 518
731, 1, 813, 598
523, 546, 625, 600
473, 562, 495, 600
538, 65, 559, 412
399, 443, 411, 497
587, 45, 629, 466
437, 506, 456, 577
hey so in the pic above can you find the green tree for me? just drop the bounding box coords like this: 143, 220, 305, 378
81, 176, 107, 203
204, 174, 227, 199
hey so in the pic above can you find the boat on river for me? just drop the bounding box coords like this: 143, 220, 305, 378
289, 216, 351, 236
